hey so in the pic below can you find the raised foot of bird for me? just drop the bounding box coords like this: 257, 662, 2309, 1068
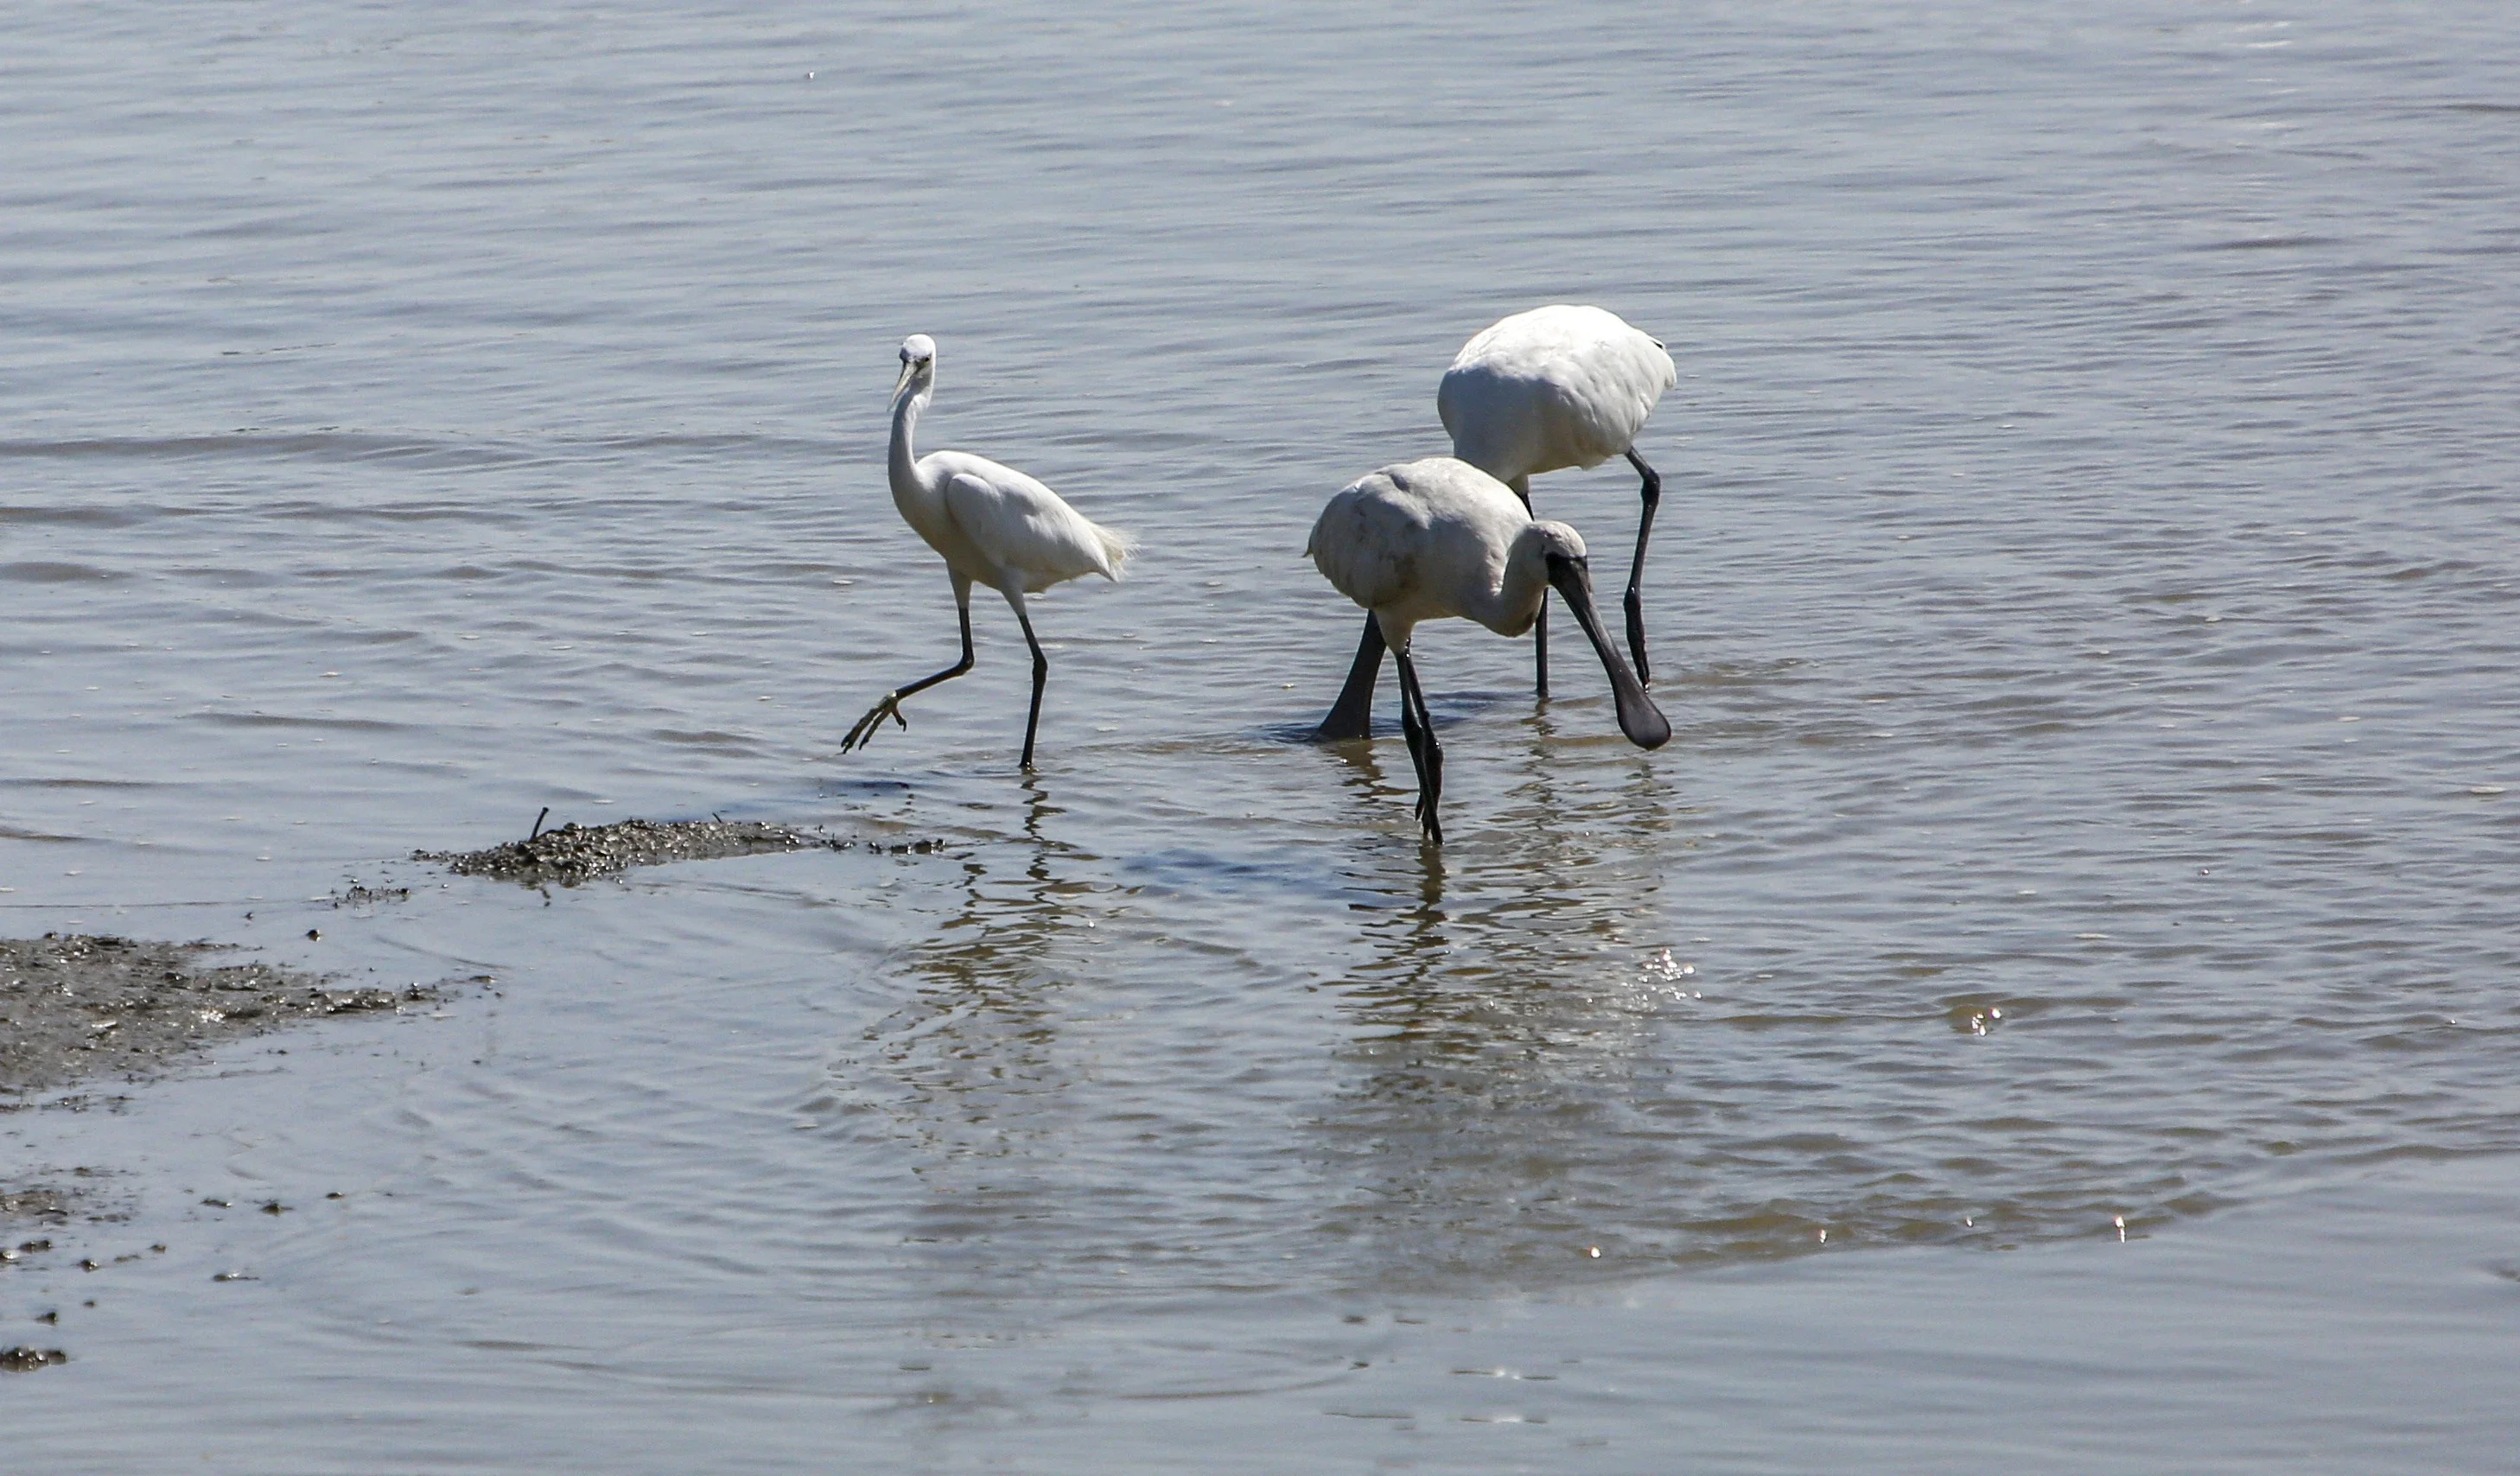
842, 692, 908, 754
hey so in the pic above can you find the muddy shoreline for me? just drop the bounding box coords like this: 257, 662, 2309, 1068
414, 815, 907, 887
2, 819, 932, 1374
1, 934, 433, 1104
2, 934, 436, 1369
6, 819, 920, 1111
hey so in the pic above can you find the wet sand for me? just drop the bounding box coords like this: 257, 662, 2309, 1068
3, 823, 913, 1349
413, 816, 916, 888
1, 934, 429, 1103
1, 935, 445, 1373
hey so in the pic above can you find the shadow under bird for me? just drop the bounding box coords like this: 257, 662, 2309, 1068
1317, 304, 1677, 740
1308, 456, 1671, 843
842, 334, 1136, 770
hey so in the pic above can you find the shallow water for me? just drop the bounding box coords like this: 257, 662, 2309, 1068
5, 1, 2518, 1468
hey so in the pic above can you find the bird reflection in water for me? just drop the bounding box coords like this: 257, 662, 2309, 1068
849, 778, 1108, 1288
1314, 672, 1675, 856
1309, 722, 1685, 1288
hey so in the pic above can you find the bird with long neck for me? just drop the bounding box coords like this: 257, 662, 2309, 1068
843, 334, 1134, 770
1308, 457, 1670, 843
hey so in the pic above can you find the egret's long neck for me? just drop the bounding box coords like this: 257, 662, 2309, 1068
888, 377, 932, 503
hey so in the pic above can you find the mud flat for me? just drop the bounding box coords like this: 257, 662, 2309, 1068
1, 934, 430, 1104
416, 816, 930, 887
2, 935, 438, 1370
1, 1182, 82, 1372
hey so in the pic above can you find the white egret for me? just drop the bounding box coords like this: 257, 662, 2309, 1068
1317, 305, 1677, 740
842, 334, 1136, 770
1308, 457, 1670, 843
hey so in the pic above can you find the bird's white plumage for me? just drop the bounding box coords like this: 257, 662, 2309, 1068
1305, 454, 1670, 839
1437, 304, 1677, 486
1307, 457, 1582, 650
932, 457, 1130, 593
887, 344, 1133, 596
844, 334, 1134, 769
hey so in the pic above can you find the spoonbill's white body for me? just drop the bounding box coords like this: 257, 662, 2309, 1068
1308, 457, 1670, 842
1317, 305, 1676, 740
1439, 304, 1677, 493
843, 334, 1134, 769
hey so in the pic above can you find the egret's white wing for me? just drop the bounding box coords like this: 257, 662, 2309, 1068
936, 455, 1128, 589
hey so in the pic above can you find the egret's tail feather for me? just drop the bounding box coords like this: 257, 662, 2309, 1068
1093, 522, 1139, 580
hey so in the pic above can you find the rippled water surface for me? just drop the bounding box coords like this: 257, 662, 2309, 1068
5, 2, 2518, 1469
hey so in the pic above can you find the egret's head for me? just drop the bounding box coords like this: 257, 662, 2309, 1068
894, 334, 938, 396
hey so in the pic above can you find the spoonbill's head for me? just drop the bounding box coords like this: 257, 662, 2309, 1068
894, 334, 938, 394
1524, 519, 1588, 566
1499, 519, 1588, 631
1527, 522, 1672, 751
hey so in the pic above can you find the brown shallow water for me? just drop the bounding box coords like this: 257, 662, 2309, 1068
4, 0, 2519, 1468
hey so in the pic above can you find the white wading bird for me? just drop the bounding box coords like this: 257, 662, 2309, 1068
1308, 457, 1670, 843
1317, 305, 1677, 740
842, 334, 1136, 770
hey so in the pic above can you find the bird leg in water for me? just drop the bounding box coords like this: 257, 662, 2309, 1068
1392, 646, 1444, 844
1314, 612, 1384, 741
842, 599, 976, 754
1623, 448, 1662, 686
1005, 588, 1050, 772
1510, 478, 1549, 700
1532, 597, 1550, 699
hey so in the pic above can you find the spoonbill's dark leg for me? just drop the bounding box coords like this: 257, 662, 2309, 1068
1006, 589, 1051, 772
842, 592, 976, 754
1392, 646, 1444, 844
1622, 448, 1662, 686
1512, 477, 1549, 699
1314, 611, 1384, 741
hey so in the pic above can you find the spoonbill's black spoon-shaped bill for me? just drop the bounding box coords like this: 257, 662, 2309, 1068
842, 334, 1136, 770
1307, 457, 1670, 843
1317, 304, 1677, 741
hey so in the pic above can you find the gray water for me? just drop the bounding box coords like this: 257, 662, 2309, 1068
5, 1, 2518, 1469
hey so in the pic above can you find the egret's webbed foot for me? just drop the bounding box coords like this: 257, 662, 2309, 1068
842, 692, 909, 754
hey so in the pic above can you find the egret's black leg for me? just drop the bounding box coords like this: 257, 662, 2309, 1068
843, 599, 975, 753
1511, 480, 1550, 699
1392, 646, 1443, 845
1009, 595, 1050, 772
1314, 611, 1384, 741
1623, 448, 1662, 686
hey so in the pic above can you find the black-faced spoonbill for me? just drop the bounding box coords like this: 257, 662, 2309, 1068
1316, 305, 1677, 740
842, 334, 1136, 770
1308, 457, 1671, 843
